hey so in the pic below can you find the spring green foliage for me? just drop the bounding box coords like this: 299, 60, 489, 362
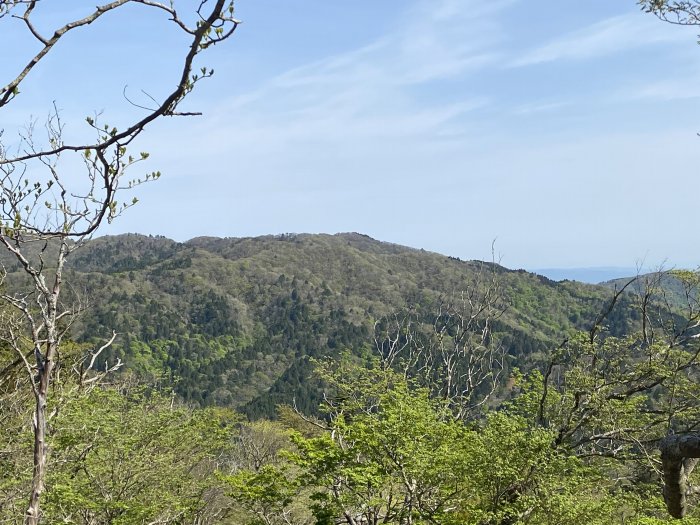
224, 464, 304, 525
4, 348, 700, 523
0, 356, 33, 521
0, 376, 238, 525
0, 233, 639, 417
224, 364, 700, 524
44, 388, 237, 524
3, 235, 700, 522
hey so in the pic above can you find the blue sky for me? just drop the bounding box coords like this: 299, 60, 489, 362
2, 1, 700, 269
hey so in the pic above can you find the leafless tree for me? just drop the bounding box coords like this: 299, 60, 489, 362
231, 421, 291, 473
640, 0, 700, 26
375, 260, 509, 419
0, 2, 239, 523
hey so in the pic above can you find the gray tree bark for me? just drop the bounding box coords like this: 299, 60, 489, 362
660, 434, 700, 518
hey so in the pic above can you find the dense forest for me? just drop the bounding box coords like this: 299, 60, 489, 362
0, 232, 634, 417
4, 232, 700, 523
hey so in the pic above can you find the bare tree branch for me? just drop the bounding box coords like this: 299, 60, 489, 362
0, 2, 239, 523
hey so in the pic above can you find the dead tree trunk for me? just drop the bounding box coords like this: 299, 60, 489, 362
660, 434, 700, 518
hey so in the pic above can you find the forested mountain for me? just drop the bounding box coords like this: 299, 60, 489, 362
602, 271, 699, 309
7, 232, 635, 418
4, 232, 700, 524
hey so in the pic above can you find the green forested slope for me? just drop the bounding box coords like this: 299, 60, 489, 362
37, 232, 636, 417
6, 233, 698, 523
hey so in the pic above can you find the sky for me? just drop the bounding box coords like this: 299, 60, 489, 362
1, 0, 700, 270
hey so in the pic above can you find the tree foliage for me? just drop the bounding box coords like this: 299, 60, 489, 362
225, 363, 695, 524
45, 388, 236, 525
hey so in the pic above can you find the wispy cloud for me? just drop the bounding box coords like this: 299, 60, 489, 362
102, 1, 700, 269
512, 100, 569, 115
624, 76, 700, 101
510, 13, 690, 67
210, 0, 509, 146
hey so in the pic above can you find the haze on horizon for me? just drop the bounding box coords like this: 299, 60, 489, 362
3, 1, 699, 270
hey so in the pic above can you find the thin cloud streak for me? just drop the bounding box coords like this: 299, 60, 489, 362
510, 13, 691, 67
624, 77, 700, 101
213, 0, 509, 146
512, 101, 570, 116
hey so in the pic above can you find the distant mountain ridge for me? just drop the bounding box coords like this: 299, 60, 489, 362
532, 267, 642, 284
5, 232, 648, 417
